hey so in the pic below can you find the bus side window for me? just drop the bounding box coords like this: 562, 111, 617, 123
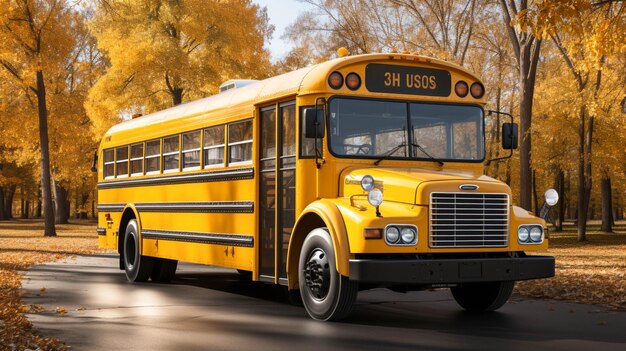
130, 143, 144, 176
228, 120, 253, 165
300, 107, 320, 158
204, 125, 225, 168
115, 146, 129, 178
182, 130, 201, 170
163, 135, 180, 173
103, 149, 115, 179
145, 139, 161, 174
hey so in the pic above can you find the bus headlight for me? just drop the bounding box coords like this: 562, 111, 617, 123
518, 225, 544, 244
368, 188, 383, 207
385, 226, 400, 244
400, 227, 417, 244
530, 226, 543, 242
361, 175, 375, 192
385, 225, 418, 246
518, 226, 530, 242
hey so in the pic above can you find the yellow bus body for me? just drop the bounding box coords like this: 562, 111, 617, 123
96, 53, 553, 319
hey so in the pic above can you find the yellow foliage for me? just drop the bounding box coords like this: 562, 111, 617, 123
85, 0, 273, 138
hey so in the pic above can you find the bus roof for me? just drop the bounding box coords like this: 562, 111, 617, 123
104, 53, 483, 138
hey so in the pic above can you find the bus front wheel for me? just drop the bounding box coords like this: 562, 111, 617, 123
123, 219, 154, 282
451, 281, 514, 312
298, 228, 358, 321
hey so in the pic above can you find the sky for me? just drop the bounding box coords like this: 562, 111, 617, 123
253, 0, 313, 61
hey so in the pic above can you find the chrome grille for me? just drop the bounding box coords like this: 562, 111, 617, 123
429, 192, 509, 248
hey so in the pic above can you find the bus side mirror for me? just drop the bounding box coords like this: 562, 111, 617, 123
304, 108, 324, 139
91, 151, 98, 173
502, 123, 518, 150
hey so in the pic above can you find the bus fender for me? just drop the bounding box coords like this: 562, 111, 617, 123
287, 199, 350, 290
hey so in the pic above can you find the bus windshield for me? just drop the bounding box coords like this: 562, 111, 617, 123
328, 98, 484, 162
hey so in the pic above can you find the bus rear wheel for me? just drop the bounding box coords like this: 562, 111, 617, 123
298, 228, 358, 321
451, 281, 514, 312
123, 219, 154, 282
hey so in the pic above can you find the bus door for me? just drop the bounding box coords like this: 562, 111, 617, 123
259, 101, 296, 284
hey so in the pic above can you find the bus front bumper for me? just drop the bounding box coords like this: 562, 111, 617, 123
349, 256, 555, 284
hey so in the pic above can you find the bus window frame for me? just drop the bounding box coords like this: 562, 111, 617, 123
203, 124, 226, 169
228, 119, 253, 166
115, 145, 130, 178
325, 96, 486, 164
144, 139, 161, 175
130, 142, 144, 176
103, 148, 115, 179
162, 134, 181, 174
182, 129, 201, 171
299, 105, 322, 159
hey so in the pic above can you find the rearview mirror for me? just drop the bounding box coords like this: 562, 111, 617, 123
91, 151, 98, 173
502, 123, 518, 150
304, 108, 325, 139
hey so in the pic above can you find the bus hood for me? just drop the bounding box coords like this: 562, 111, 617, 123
341, 167, 512, 205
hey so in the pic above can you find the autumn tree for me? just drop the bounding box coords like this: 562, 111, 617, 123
86, 0, 273, 136
497, 0, 545, 212
48, 12, 106, 224
0, 0, 80, 236
547, 2, 625, 239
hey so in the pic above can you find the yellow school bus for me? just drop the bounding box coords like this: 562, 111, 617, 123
95, 51, 555, 321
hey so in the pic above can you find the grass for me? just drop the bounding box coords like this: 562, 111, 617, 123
515, 221, 626, 310
0, 219, 107, 351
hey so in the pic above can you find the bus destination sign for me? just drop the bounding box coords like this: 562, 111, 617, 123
365, 63, 451, 97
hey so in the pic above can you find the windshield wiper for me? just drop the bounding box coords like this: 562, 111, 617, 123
410, 142, 444, 166
374, 143, 406, 166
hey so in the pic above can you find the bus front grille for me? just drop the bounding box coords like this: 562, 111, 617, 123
429, 192, 509, 248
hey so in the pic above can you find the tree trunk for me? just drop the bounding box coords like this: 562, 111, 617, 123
518, 75, 535, 211
576, 107, 588, 241
54, 182, 70, 224
578, 115, 593, 241
532, 169, 539, 214
0, 187, 5, 221
172, 88, 183, 106
601, 176, 613, 232
20, 186, 25, 218
556, 169, 565, 231
36, 197, 42, 218
3, 184, 16, 219
24, 200, 30, 219
36, 70, 56, 236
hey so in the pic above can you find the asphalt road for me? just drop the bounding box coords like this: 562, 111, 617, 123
22, 254, 625, 351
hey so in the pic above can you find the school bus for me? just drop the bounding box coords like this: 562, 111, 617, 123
95, 51, 556, 321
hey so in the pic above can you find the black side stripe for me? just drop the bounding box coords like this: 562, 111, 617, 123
96, 227, 106, 236
142, 229, 254, 247
97, 167, 254, 189
97, 201, 254, 213
97, 203, 125, 212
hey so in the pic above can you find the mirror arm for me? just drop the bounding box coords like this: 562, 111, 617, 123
486, 110, 515, 166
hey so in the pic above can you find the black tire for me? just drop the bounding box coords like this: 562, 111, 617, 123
298, 228, 358, 321
151, 258, 178, 283
123, 219, 153, 282
451, 281, 515, 312
288, 289, 303, 306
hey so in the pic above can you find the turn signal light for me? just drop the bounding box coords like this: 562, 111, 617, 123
363, 228, 382, 240
455, 81, 468, 97
470, 82, 485, 99
328, 71, 344, 89
345, 73, 361, 90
